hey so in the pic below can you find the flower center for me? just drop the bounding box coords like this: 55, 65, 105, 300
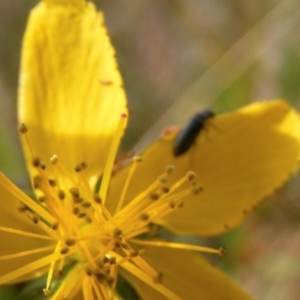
0, 117, 224, 299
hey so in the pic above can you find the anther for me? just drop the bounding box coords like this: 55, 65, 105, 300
56, 270, 63, 278
133, 156, 142, 163
77, 212, 86, 218
160, 184, 169, 193
177, 202, 184, 208
81, 201, 91, 208
33, 175, 43, 189
32, 215, 40, 224
165, 165, 175, 174
103, 256, 110, 264
48, 179, 57, 187
95, 271, 106, 282
18, 123, 28, 134
149, 192, 160, 201
60, 247, 70, 255
18, 205, 28, 212
74, 164, 82, 172
69, 187, 80, 198
43, 289, 50, 296
85, 266, 93, 276
154, 272, 163, 284
65, 239, 76, 247
85, 216, 92, 223
50, 155, 58, 165
148, 223, 157, 236
52, 222, 59, 230
38, 196, 47, 203
129, 250, 139, 257
107, 276, 115, 285
140, 213, 149, 221
97, 260, 104, 268
113, 228, 122, 238
186, 171, 197, 181
110, 257, 116, 264
218, 247, 226, 257
191, 183, 203, 195
73, 196, 83, 204
169, 201, 176, 209
158, 175, 167, 183
39, 161, 46, 170
32, 157, 41, 167
94, 195, 102, 204
58, 190, 65, 200
81, 162, 87, 169
72, 206, 80, 215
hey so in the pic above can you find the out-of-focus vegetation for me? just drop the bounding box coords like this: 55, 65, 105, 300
1, 0, 300, 299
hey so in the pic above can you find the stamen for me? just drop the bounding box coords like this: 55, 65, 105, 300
123, 227, 152, 240
130, 239, 225, 256
45, 242, 62, 293
114, 176, 161, 221
0, 245, 54, 260
93, 195, 116, 226
10, 121, 217, 299
0, 251, 76, 284
0, 226, 56, 241
99, 113, 127, 205
76, 165, 94, 198
0, 173, 54, 223
142, 174, 201, 220
91, 279, 104, 299
115, 156, 142, 214
18, 123, 36, 157
119, 256, 181, 300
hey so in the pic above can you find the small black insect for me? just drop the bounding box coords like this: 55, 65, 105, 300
173, 110, 215, 157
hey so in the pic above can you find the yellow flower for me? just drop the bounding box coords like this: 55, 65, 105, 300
1, 0, 300, 299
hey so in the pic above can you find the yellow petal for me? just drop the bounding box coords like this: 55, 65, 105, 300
107, 100, 300, 235
122, 247, 253, 300
0, 173, 53, 283
18, 0, 127, 186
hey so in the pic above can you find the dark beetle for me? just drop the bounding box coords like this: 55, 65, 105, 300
173, 110, 214, 157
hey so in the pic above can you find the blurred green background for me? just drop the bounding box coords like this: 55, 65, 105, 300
1, 0, 300, 299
